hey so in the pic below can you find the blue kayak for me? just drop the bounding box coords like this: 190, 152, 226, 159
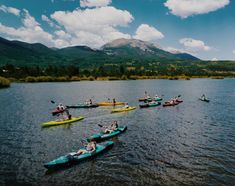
87, 126, 127, 142
44, 141, 114, 169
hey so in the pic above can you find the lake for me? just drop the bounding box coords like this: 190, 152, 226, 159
0, 79, 234, 185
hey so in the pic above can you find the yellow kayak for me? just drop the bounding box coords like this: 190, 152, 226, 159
97, 102, 125, 106
111, 107, 136, 113
41, 116, 84, 127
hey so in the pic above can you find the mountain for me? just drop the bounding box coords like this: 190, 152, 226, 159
0, 37, 199, 67
102, 38, 199, 60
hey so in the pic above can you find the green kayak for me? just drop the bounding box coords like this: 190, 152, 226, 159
87, 126, 127, 142
44, 141, 114, 169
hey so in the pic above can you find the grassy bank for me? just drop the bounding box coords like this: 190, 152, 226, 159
4, 75, 231, 83
0, 76, 10, 88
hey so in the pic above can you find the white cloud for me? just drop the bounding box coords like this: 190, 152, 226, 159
41, 15, 61, 29
133, 24, 164, 42
51, 6, 133, 47
0, 5, 20, 16
0, 9, 56, 47
80, 0, 111, 8
164, 0, 230, 18
179, 38, 211, 51
0, 4, 134, 48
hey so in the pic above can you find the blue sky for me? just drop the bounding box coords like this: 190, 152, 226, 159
0, 0, 235, 60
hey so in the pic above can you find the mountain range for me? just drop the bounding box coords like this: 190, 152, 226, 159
0, 37, 199, 67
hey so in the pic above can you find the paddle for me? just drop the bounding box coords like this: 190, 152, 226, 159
51, 100, 55, 104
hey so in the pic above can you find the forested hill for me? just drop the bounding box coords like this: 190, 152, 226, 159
0, 37, 199, 67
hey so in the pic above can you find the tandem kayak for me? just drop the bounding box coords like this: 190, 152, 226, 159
87, 126, 127, 142
97, 102, 125, 106
41, 116, 84, 127
111, 106, 136, 113
44, 141, 114, 169
66, 104, 99, 109
139, 102, 161, 108
199, 98, 210, 102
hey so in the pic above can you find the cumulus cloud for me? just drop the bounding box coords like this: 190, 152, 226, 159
51, 6, 133, 47
164, 0, 230, 18
80, 0, 111, 8
41, 15, 61, 29
179, 38, 211, 52
0, 5, 20, 16
0, 9, 56, 47
133, 24, 164, 42
0, 4, 134, 48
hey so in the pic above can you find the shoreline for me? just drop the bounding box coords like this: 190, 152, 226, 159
1, 75, 234, 86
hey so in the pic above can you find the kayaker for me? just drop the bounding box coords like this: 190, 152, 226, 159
113, 98, 116, 105
63, 108, 71, 120
173, 97, 177, 103
201, 94, 206, 100
76, 140, 96, 155
111, 120, 118, 130
89, 99, 93, 105
124, 102, 129, 108
103, 121, 119, 133
57, 103, 65, 111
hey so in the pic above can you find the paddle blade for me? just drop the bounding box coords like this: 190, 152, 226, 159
98, 124, 103, 128
51, 100, 55, 104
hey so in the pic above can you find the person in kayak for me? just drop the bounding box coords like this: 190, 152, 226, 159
172, 97, 177, 103
113, 98, 116, 105
76, 140, 97, 155
124, 102, 129, 108
58, 103, 65, 111
103, 121, 119, 133
89, 99, 93, 105
62, 108, 71, 120
201, 94, 206, 100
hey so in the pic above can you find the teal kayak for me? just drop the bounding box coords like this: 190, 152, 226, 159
87, 126, 127, 142
44, 141, 114, 169
153, 97, 163, 101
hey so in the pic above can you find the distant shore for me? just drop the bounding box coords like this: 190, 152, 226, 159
1, 75, 234, 87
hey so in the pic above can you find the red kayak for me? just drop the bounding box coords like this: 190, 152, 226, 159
163, 101, 179, 107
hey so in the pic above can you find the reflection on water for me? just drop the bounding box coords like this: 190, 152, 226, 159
0, 79, 234, 185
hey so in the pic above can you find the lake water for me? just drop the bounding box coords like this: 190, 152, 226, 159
0, 79, 234, 185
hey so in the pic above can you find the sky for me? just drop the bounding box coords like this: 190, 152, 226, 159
0, 0, 235, 60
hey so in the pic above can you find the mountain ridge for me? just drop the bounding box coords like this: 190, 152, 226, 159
0, 36, 199, 67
